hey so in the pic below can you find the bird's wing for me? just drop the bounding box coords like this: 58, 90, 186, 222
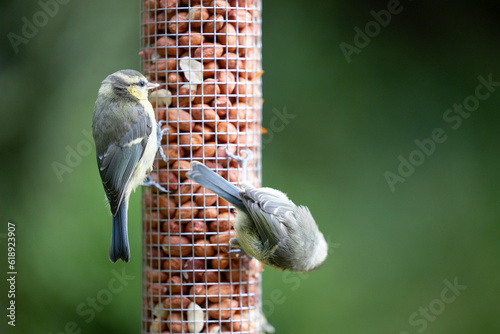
240, 187, 296, 248
96, 104, 152, 215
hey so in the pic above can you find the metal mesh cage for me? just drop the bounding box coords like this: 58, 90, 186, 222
141, 0, 263, 333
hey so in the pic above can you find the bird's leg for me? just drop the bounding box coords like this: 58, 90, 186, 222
142, 174, 168, 193
141, 121, 169, 192
229, 238, 252, 258
224, 147, 254, 183
156, 120, 169, 164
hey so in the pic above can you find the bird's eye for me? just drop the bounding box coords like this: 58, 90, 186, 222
138, 80, 146, 87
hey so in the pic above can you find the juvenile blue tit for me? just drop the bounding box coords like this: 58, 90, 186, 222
186, 161, 328, 272
92, 69, 159, 263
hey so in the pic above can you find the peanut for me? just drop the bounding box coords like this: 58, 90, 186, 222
161, 0, 179, 9
162, 219, 181, 234
147, 284, 168, 302
191, 104, 219, 127
194, 78, 220, 104
179, 133, 204, 151
194, 186, 218, 206
183, 258, 206, 282
185, 220, 207, 239
216, 70, 236, 94
228, 9, 253, 29
202, 271, 219, 284
172, 84, 197, 108
147, 232, 162, 245
197, 207, 218, 219
176, 179, 201, 204
167, 72, 183, 89
194, 238, 216, 257
237, 26, 256, 50
216, 122, 238, 143
189, 284, 207, 305
178, 33, 205, 46
194, 43, 224, 62
209, 232, 235, 253
203, 61, 218, 78
167, 311, 188, 333
174, 199, 199, 221
149, 319, 165, 333
149, 190, 177, 217
218, 52, 243, 71
193, 124, 216, 141
210, 253, 230, 270
155, 11, 166, 31
163, 295, 191, 309
167, 275, 187, 295
207, 284, 234, 302
231, 313, 251, 332
237, 77, 255, 103
217, 23, 237, 52
161, 143, 185, 162
186, 302, 206, 333
152, 302, 169, 319
145, 267, 168, 283
209, 212, 234, 232
188, 5, 209, 28
211, 96, 232, 117
162, 235, 191, 256
167, 12, 188, 34
171, 160, 191, 179
192, 141, 217, 158
144, 0, 157, 10
208, 0, 229, 15
207, 299, 239, 319
235, 283, 256, 307
202, 14, 224, 37
167, 108, 193, 132
156, 36, 178, 57
163, 257, 183, 271
227, 104, 249, 126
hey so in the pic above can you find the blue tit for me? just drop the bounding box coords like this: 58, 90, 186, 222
186, 161, 328, 272
92, 69, 159, 263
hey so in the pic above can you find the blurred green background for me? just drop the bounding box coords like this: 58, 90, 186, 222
1, 0, 499, 333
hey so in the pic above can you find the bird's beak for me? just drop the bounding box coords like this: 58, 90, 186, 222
147, 82, 160, 90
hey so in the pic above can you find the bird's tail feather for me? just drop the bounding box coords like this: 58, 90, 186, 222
109, 202, 130, 263
187, 161, 246, 211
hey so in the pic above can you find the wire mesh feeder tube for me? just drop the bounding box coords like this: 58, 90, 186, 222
141, 0, 263, 333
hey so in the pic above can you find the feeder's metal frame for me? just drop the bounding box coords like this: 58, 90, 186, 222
140, 0, 264, 333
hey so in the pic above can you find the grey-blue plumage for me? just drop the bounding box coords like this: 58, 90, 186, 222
186, 161, 328, 273
110, 201, 130, 262
94, 102, 151, 263
92, 70, 158, 263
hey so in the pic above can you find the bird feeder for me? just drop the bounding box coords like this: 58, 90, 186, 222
141, 0, 264, 332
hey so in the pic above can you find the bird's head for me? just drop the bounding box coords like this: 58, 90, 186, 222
99, 69, 159, 101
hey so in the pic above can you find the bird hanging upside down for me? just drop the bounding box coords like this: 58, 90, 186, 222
186, 161, 328, 272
